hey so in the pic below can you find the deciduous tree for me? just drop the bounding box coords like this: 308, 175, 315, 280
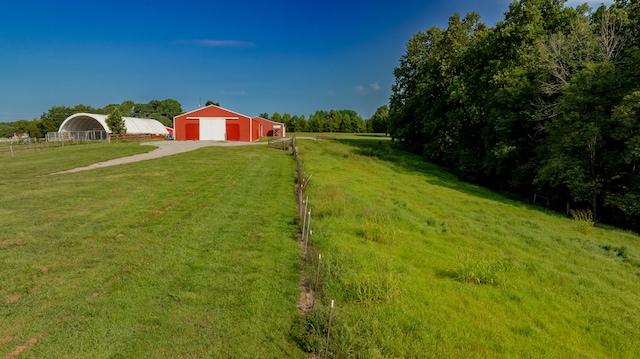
106, 109, 126, 135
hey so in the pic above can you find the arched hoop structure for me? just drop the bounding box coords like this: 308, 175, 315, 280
59, 113, 169, 135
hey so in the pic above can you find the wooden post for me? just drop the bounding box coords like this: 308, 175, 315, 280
566, 202, 570, 216
533, 193, 537, 205
10, 145, 14, 157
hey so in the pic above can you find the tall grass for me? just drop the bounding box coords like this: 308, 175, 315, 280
297, 138, 640, 358
570, 208, 595, 234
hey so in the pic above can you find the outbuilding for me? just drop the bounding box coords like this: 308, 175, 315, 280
59, 113, 169, 136
173, 105, 285, 141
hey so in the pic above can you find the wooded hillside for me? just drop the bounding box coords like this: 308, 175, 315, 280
389, 0, 640, 231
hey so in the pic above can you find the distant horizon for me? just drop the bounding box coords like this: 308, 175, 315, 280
0, 0, 614, 123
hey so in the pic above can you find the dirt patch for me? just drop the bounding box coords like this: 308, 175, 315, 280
150, 210, 164, 215
4, 295, 20, 304
0, 239, 11, 245
0, 336, 13, 348
91, 292, 100, 298
40, 267, 49, 273
4, 333, 44, 358
29, 276, 56, 294
14, 240, 24, 246
296, 243, 316, 316
297, 288, 315, 316
116, 233, 124, 238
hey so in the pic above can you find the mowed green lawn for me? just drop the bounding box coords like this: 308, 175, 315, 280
0, 142, 305, 358
298, 138, 640, 358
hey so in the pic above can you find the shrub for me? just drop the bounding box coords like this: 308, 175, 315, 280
570, 208, 595, 234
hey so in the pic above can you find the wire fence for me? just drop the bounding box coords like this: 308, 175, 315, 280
267, 137, 294, 150
1, 131, 167, 157
46, 130, 109, 142
0, 138, 63, 156
293, 136, 336, 358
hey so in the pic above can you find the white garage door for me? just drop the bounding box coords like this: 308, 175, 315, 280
199, 118, 226, 141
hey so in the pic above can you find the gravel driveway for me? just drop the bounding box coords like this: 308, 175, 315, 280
53, 140, 266, 174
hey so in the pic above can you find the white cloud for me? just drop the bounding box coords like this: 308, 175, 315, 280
192, 39, 255, 47
370, 81, 380, 91
354, 85, 366, 94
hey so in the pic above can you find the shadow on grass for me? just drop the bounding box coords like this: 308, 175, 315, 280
338, 136, 539, 211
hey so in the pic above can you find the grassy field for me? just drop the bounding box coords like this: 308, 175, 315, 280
297, 137, 640, 358
0, 142, 305, 358
4, 138, 640, 358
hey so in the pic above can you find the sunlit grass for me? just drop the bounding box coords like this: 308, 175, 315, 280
297, 138, 640, 358
0, 143, 304, 358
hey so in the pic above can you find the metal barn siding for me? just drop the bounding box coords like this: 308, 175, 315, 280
173, 105, 285, 141
252, 117, 286, 138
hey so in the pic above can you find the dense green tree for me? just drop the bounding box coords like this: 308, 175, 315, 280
368, 105, 389, 134
289, 115, 300, 132
271, 112, 282, 123
281, 113, 292, 131
297, 115, 308, 132
106, 109, 126, 134
258, 109, 363, 133
129, 99, 182, 127
0, 123, 13, 137
205, 100, 220, 106
388, 0, 640, 230
307, 112, 324, 132
40, 104, 96, 130
12, 119, 42, 138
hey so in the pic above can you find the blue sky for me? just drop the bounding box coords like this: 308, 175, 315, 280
0, 0, 613, 122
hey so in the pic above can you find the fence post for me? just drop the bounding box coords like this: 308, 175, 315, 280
315, 254, 321, 292
302, 198, 308, 239
324, 300, 334, 359
305, 210, 311, 257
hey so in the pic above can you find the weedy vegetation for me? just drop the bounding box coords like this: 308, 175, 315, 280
296, 137, 640, 358
570, 208, 596, 235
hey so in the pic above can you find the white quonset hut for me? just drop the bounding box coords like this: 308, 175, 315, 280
59, 113, 169, 135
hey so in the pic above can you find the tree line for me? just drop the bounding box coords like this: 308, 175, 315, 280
389, 0, 640, 230
0, 99, 182, 138
259, 108, 393, 134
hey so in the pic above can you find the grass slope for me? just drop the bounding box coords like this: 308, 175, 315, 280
298, 138, 640, 358
0, 143, 304, 358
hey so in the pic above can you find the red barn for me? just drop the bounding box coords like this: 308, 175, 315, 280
173, 105, 285, 141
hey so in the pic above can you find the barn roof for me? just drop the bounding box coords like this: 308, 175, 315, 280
59, 113, 169, 135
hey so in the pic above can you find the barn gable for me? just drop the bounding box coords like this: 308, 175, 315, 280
173, 105, 285, 142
